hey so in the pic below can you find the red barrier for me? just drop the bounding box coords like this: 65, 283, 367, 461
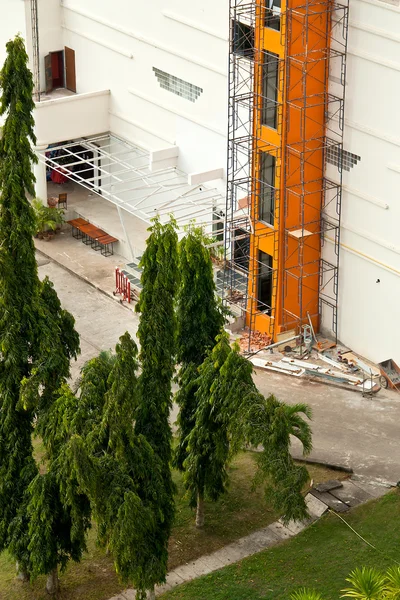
114, 267, 131, 303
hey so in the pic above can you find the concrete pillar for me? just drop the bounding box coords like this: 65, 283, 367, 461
33, 146, 48, 202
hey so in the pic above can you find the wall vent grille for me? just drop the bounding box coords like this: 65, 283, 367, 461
153, 67, 203, 103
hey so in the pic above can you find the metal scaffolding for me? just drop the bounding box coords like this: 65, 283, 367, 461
30, 0, 40, 101
282, 0, 349, 339
225, 0, 349, 345
225, 0, 282, 336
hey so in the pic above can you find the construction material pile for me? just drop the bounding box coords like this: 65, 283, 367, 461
239, 330, 272, 353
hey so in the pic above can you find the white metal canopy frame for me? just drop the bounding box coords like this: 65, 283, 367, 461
37, 133, 225, 232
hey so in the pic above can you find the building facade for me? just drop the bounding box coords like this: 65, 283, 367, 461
0, 0, 399, 365
227, 0, 400, 365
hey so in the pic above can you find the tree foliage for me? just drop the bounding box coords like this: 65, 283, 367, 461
176, 226, 225, 367
0, 36, 39, 570
60, 334, 170, 598
134, 217, 179, 584
182, 333, 312, 527
175, 227, 225, 471
0, 36, 83, 586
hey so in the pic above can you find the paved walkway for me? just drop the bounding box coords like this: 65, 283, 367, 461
108, 478, 390, 599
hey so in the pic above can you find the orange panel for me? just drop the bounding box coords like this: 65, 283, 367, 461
247, 0, 331, 339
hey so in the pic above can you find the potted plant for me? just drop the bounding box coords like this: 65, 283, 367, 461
32, 198, 59, 239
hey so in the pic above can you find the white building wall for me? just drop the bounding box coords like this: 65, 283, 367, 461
60, 0, 229, 193
325, 0, 400, 365
0, 0, 27, 76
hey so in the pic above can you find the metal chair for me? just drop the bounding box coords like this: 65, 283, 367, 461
58, 192, 68, 210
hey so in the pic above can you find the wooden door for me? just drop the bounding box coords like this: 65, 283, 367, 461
44, 54, 52, 92
64, 47, 76, 92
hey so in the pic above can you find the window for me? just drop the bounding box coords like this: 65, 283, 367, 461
262, 52, 279, 129
233, 228, 250, 271
259, 152, 276, 225
265, 0, 281, 31
258, 251, 273, 313
212, 209, 224, 243
153, 68, 203, 103
232, 20, 254, 57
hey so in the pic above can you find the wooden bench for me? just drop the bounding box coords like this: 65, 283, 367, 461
96, 234, 118, 257
66, 219, 117, 256
67, 218, 89, 239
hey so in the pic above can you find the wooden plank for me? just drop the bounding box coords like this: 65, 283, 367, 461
310, 489, 349, 512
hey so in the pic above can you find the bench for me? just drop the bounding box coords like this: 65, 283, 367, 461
67, 218, 89, 239
66, 219, 118, 256
96, 234, 118, 257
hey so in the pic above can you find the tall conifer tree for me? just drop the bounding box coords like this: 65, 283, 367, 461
175, 228, 225, 471
134, 217, 179, 594
0, 36, 83, 588
0, 34, 43, 576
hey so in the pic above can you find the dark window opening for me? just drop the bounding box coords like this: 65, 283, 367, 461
232, 20, 254, 58
262, 51, 279, 129
258, 251, 273, 313
212, 210, 225, 243
233, 228, 250, 272
265, 0, 281, 31
259, 152, 276, 225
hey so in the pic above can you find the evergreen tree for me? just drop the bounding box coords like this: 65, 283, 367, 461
183, 333, 254, 526
24, 279, 87, 594
133, 216, 178, 584
0, 34, 44, 576
183, 333, 312, 527
0, 36, 85, 589
175, 228, 225, 471
65, 334, 170, 600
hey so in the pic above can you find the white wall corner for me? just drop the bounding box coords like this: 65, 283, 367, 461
150, 147, 179, 162
149, 157, 178, 172
188, 168, 224, 185
149, 147, 179, 171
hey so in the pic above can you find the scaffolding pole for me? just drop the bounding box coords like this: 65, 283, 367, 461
31, 0, 40, 101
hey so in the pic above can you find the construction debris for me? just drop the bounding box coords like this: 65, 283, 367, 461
226, 289, 245, 303
239, 330, 272, 353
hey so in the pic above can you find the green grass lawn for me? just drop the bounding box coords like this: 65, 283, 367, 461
0, 451, 346, 600
160, 489, 400, 600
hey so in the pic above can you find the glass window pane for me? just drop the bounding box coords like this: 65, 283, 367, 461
257, 251, 273, 312
262, 52, 279, 129
265, 0, 281, 31
259, 152, 276, 225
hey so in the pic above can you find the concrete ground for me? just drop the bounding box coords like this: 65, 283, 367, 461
37, 252, 400, 486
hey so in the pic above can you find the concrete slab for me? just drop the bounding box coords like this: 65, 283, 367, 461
241, 527, 281, 549
310, 489, 349, 512
282, 518, 310, 535
165, 571, 186, 587
211, 544, 251, 565
305, 492, 329, 518
192, 553, 225, 572
155, 582, 173, 595
350, 478, 392, 499
314, 480, 343, 493
267, 521, 295, 540
329, 480, 374, 507
188, 558, 215, 577
121, 590, 136, 600
174, 563, 201, 582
